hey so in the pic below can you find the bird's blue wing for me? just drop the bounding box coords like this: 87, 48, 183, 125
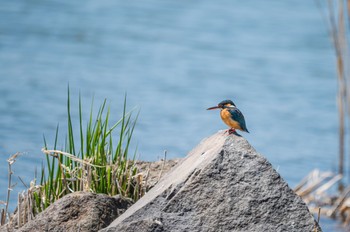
228, 108, 249, 132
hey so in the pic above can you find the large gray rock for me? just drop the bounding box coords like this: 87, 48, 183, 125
101, 131, 321, 232
16, 192, 133, 232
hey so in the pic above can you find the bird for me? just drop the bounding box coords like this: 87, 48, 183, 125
207, 99, 249, 134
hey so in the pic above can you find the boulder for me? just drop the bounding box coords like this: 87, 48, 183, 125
101, 131, 321, 232
16, 192, 133, 232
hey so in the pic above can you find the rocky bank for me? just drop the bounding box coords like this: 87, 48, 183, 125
1, 131, 321, 232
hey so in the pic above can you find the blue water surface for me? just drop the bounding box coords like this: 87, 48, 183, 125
0, 0, 344, 230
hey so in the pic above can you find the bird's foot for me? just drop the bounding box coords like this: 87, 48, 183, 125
228, 128, 236, 134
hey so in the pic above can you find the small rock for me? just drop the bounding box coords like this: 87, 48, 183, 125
11, 192, 133, 232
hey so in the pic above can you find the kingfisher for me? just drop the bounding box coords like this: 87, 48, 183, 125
207, 99, 249, 134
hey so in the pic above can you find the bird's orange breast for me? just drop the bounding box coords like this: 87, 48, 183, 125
220, 109, 242, 130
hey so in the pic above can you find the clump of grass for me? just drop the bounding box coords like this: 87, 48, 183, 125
31, 90, 140, 214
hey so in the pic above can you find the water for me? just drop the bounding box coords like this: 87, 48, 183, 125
0, 0, 344, 230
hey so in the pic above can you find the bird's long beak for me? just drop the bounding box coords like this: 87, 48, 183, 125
207, 106, 220, 110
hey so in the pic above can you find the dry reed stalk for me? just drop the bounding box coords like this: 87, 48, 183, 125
17, 193, 21, 227
27, 190, 33, 222
2, 153, 21, 226
157, 150, 167, 183
313, 207, 322, 232
144, 163, 152, 193
316, 174, 343, 195
42, 149, 104, 168
336, 0, 347, 185
295, 170, 334, 197
294, 172, 312, 193
319, 0, 350, 188
125, 160, 132, 196
24, 193, 29, 225
82, 164, 92, 192
298, 177, 329, 197
1, 209, 5, 226
23, 194, 27, 226
328, 185, 350, 217
111, 166, 116, 194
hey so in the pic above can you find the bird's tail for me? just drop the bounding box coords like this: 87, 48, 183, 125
243, 126, 249, 133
